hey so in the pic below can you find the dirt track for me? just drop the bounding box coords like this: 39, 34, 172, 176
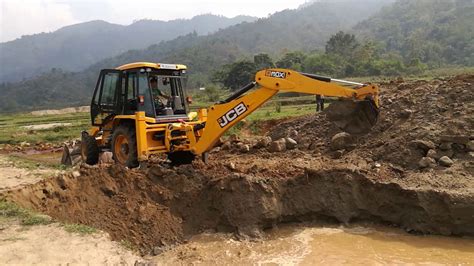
2, 75, 473, 255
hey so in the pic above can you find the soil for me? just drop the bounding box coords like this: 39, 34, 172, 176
1, 75, 473, 256
0, 223, 139, 264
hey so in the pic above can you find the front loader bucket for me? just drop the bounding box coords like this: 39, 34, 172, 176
60, 142, 82, 166
325, 99, 379, 135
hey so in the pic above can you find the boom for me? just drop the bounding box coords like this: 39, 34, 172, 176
191, 69, 379, 155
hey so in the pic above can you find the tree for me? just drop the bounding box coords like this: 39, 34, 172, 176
275, 52, 306, 70
254, 53, 274, 70
213, 60, 256, 91
325, 31, 359, 58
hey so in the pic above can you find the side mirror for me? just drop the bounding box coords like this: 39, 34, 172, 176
186, 96, 193, 104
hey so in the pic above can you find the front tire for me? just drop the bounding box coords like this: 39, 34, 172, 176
81, 133, 99, 165
112, 126, 139, 168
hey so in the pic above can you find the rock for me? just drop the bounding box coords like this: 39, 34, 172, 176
434, 149, 454, 160
285, 138, 298, 150
440, 135, 470, 145
330, 132, 353, 151
289, 129, 299, 139
228, 134, 241, 143
331, 150, 344, 159
72, 171, 81, 178
410, 140, 436, 152
99, 152, 114, 164
152, 246, 165, 256
20, 141, 30, 147
426, 149, 437, 159
255, 136, 272, 149
210, 147, 221, 154
240, 144, 250, 153
374, 163, 382, 168
439, 142, 452, 151
418, 157, 436, 169
439, 156, 454, 167
227, 162, 236, 170
467, 141, 474, 152
221, 141, 232, 150
268, 138, 287, 152
399, 109, 413, 118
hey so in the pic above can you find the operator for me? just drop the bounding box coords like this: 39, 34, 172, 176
150, 77, 170, 108
316, 94, 325, 112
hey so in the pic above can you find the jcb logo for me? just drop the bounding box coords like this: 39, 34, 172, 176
218, 102, 247, 128
266, 70, 286, 79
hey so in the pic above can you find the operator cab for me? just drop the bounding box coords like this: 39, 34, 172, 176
90, 62, 190, 126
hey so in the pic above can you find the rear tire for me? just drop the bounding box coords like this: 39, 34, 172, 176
168, 151, 195, 165
112, 126, 139, 168
81, 134, 100, 165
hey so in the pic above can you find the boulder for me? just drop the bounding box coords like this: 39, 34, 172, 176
255, 136, 272, 149
418, 157, 436, 169
426, 149, 437, 159
439, 156, 454, 167
439, 142, 452, 151
268, 138, 287, 152
285, 138, 298, 150
410, 140, 436, 152
330, 132, 353, 151
289, 129, 299, 139
240, 144, 251, 153
221, 141, 232, 150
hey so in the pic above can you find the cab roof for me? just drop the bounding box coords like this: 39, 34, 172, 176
116, 62, 187, 71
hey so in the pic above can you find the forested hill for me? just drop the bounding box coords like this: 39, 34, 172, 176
0, 0, 391, 112
0, 14, 256, 83
90, 0, 391, 76
354, 0, 474, 66
2, 0, 473, 112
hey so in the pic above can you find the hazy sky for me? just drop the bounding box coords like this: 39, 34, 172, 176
0, 0, 308, 43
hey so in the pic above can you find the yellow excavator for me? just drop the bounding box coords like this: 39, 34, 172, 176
62, 62, 379, 167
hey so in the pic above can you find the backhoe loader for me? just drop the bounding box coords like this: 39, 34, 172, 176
62, 62, 379, 168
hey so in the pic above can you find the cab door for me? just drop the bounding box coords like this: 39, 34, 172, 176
90, 69, 122, 126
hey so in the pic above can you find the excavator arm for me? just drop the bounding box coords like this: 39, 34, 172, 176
191, 69, 379, 155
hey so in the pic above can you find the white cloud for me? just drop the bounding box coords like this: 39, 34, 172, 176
1, 0, 79, 42
1, 0, 307, 43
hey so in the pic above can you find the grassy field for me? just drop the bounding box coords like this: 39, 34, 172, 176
0, 112, 90, 145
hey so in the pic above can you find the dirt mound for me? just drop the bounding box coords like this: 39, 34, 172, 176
268, 75, 474, 170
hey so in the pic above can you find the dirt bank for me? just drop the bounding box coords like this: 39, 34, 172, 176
2, 75, 473, 255
4, 154, 473, 254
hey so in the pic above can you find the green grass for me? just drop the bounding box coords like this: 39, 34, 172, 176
0, 112, 90, 145
0, 200, 52, 226
63, 223, 97, 235
6, 155, 42, 170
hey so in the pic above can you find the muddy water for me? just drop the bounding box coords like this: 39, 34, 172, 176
154, 224, 474, 265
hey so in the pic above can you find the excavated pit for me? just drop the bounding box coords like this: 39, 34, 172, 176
3, 159, 473, 255
2, 75, 474, 255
